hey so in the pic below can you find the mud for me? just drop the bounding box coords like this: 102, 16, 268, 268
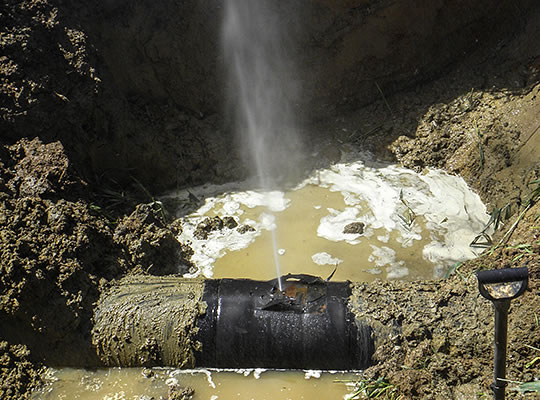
0, 138, 193, 396
193, 216, 238, 240
3, 1, 537, 193
92, 276, 205, 368
113, 203, 194, 275
349, 273, 538, 399
0, 342, 43, 400
1, 0, 539, 399
342, 7, 540, 395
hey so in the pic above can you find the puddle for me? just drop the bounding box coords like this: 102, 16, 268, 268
34, 155, 491, 399
33, 368, 360, 400
172, 155, 490, 282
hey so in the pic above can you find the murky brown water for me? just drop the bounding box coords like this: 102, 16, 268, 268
34, 368, 360, 400
178, 160, 488, 282
33, 160, 490, 400
211, 184, 438, 282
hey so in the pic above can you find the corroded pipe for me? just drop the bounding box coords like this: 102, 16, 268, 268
92, 274, 375, 370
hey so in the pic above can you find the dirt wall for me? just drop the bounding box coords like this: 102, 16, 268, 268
1, 1, 539, 398
2, 0, 537, 193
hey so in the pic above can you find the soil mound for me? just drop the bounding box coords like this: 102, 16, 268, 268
0, 138, 193, 396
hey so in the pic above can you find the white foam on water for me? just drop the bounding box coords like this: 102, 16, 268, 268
309, 160, 489, 271
231, 368, 267, 379
317, 207, 374, 244
377, 232, 390, 243
367, 245, 408, 278
179, 217, 262, 278
103, 392, 126, 400
259, 212, 277, 230
173, 156, 490, 279
304, 370, 322, 379
311, 252, 344, 266
170, 369, 216, 389
177, 191, 288, 278
386, 264, 410, 279
194, 190, 289, 217
253, 368, 266, 379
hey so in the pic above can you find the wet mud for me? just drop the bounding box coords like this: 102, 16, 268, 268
92, 276, 205, 368
349, 275, 538, 399
1, 0, 539, 399
0, 138, 191, 397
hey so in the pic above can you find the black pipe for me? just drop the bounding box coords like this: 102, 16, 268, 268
195, 275, 374, 370
92, 275, 376, 370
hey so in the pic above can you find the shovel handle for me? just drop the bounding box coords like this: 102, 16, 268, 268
476, 267, 528, 284
477, 267, 528, 302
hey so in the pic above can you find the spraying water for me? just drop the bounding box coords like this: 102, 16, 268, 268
223, 0, 302, 290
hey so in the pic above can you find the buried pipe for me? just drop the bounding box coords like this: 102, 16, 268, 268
92, 274, 375, 370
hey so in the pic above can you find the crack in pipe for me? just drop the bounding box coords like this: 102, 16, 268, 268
91, 275, 375, 370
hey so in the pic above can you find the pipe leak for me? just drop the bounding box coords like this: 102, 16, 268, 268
92, 275, 375, 370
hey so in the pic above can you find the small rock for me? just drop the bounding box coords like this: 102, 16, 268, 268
237, 224, 255, 234
168, 385, 194, 400
222, 216, 238, 229
194, 216, 224, 240
343, 222, 365, 234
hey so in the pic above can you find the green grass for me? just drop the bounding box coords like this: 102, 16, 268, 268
471, 179, 540, 250
336, 377, 403, 400
398, 190, 416, 232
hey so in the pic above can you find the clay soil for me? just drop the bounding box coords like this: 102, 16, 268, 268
340, 11, 540, 398
1, 1, 539, 400
339, 11, 540, 397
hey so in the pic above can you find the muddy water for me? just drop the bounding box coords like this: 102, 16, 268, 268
176, 157, 490, 282
34, 157, 491, 399
34, 368, 360, 399
210, 185, 439, 282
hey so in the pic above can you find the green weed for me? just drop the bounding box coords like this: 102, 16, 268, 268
398, 190, 416, 232
337, 377, 403, 400
514, 381, 540, 394
496, 345, 540, 394
444, 261, 467, 280
471, 179, 540, 249
499, 179, 540, 244
524, 344, 540, 369
499, 378, 540, 394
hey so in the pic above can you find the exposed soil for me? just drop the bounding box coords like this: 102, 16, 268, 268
350, 254, 539, 399
0, 0, 539, 399
0, 138, 192, 397
0, 341, 43, 399
342, 7, 540, 397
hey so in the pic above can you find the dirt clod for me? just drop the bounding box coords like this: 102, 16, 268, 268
238, 224, 256, 234
343, 222, 365, 235
168, 384, 195, 400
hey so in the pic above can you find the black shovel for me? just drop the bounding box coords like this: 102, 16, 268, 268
476, 267, 529, 400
